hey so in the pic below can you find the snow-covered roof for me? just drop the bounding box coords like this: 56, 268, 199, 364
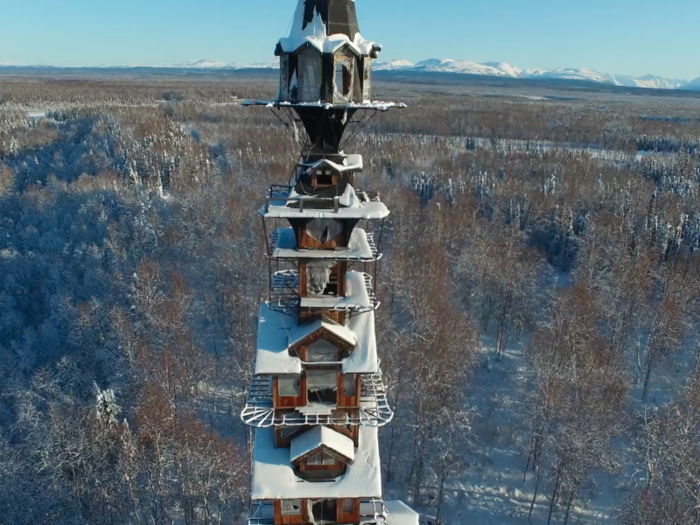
287, 317, 357, 350
252, 427, 381, 500
278, 0, 380, 56
384, 501, 420, 525
301, 153, 363, 174
263, 193, 390, 220
272, 227, 377, 261
290, 426, 355, 464
255, 275, 378, 376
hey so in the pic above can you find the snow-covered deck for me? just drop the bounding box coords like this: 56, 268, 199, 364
301, 153, 363, 174
255, 284, 377, 376
251, 427, 382, 501
384, 500, 421, 525
270, 227, 380, 261
261, 186, 390, 220
268, 269, 377, 315
243, 99, 407, 112
248, 499, 414, 525
241, 370, 393, 428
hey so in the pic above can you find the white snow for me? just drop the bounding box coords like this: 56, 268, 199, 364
262, 190, 390, 220
251, 427, 382, 500
244, 99, 406, 112
272, 227, 376, 261
302, 153, 364, 175
254, 275, 378, 375
374, 57, 691, 90
287, 317, 357, 350
174, 59, 278, 70
683, 76, 700, 90
299, 271, 372, 310
384, 500, 421, 525
290, 426, 355, 463
278, 0, 379, 56
339, 184, 361, 208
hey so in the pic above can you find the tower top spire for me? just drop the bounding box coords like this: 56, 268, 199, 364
277, 0, 381, 57
293, 0, 361, 41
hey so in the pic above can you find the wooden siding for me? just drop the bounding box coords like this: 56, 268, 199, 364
273, 499, 307, 525
337, 374, 360, 408
337, 499, 361, 523
273, 376, 307, 409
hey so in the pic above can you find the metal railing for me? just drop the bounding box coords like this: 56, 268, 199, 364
267, 271, 378, 314
241, 370, 394, 428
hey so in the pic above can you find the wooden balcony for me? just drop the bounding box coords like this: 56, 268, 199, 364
268, 270, 378, 314
241, 371, 393, 428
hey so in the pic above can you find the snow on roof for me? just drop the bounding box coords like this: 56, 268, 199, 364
384, 501, 420, 525
254, 278, 378, 376
287, 317, 357, 349
252, 426, 381, 500
299, 270, 371, 309
340, 184, 361, 208
273, 227, 376, 261
302, 153, 363, 174
278, 0, 379, 56
290, 426, 355, 464
262, 195, 389, 220
243, 99, 406, 112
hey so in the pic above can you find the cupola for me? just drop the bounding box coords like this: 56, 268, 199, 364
276, 0, 381, 105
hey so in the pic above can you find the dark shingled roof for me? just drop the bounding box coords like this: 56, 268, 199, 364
300, 0, 360, 40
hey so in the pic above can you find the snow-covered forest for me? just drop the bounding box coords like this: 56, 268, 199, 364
1, 75, 700, 524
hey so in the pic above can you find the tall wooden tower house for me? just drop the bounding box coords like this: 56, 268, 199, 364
242, 1, 418, 524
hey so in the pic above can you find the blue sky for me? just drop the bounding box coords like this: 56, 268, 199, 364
0, 0, 698, 80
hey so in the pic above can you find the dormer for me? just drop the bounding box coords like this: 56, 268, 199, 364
276, 0, 381, 105
288, 317, 357, 362
290, 426, 355, 481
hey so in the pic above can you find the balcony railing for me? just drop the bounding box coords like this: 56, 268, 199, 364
248, 500, 389, 525
241, 371, 394, 428
268, 270, 378, 314
267, 229, 381, 262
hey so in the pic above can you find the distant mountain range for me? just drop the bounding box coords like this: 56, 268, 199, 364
1, 58, 698, 91
374, 59, 696, 91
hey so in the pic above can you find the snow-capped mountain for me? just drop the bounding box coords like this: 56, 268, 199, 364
611, 75, 687, 90
176, 59, 228, 69
375, 59, 523, 78
174, 59, 277, 70
373, 58, 691, 91
682, 77, 700, 91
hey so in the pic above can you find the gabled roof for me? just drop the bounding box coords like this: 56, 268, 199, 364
252, 427, 381, 500
290, 426, 355, 464
254, 297, 378, 376
288, 317, 357, 351
302, 153, 364, 174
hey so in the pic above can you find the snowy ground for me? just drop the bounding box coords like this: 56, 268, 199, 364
385, 335, 618, 525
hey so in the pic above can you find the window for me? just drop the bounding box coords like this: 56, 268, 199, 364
306, 369, 338, 405
306, 339, 339, 363
306, 261, 339, 296
279, 376, 301, 397
334, 56, 354, 100
314, 172, 335, 187
306, 450, 337, 466
306, 219, 344, 245
281, 499, 302, 516
299, 49, 321, 102
343, 499, 355, 513
343, 374, 357, 397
